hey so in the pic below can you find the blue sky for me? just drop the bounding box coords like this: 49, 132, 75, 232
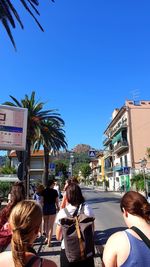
0, 0, 150, 154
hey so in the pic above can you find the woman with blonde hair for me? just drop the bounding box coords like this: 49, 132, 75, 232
0, 200, 57, 267
103, 191, 150, 267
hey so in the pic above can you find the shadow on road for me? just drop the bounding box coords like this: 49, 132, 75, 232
87, 197, 121, 204
95, 227, 127, 245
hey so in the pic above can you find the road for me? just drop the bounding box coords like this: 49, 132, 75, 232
82, 187, 126, 246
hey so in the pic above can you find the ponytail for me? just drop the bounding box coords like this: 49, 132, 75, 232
11, 229, 26, 267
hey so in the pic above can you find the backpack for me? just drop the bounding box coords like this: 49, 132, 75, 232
60, 204, 95, 262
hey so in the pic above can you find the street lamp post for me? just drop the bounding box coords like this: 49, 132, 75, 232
140, 157, 147, 198
69, 151, 74, 177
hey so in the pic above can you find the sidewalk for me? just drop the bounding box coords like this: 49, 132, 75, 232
33, 234, 102, 267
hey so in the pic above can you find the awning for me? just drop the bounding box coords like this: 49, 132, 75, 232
112, 132, 122, 145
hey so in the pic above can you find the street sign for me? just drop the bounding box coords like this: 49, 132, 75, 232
0, 105, 28, 151
123, 167, 130, 174
49, 163, 55, 171
58, 171, 63, 177
89, 150, 96, 158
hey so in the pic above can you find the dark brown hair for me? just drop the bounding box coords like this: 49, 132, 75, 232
0, 182, 25, 228
66, 183, 85, 206
120, 191, 150, 222
10, 182, 25, 204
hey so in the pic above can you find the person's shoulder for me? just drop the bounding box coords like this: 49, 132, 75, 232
0, 251, 12, 264
105, 231, 127, 248
82, 202, 95, 217
56, 208, 67, 221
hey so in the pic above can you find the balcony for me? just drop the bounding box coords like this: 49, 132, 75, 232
103, 137, 112, 146
110, 121, 127, 139
104, 150, 112, 158
114, 140, 128, 154
113, 165, 123, 171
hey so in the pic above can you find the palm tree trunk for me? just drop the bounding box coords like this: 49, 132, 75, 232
43, 145, 49, 187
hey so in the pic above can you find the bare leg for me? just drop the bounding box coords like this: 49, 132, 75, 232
43, 215, 49, 242
47, 214, 56, 246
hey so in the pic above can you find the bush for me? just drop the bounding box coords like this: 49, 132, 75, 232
0, 181, 11, 200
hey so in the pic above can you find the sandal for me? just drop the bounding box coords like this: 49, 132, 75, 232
44, 238, 48, 244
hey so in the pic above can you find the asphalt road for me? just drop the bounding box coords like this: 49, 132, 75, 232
81, 187, 126, 246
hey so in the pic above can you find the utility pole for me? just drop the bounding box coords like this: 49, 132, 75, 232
69, 151, 74, 177
140, 157, 147, 198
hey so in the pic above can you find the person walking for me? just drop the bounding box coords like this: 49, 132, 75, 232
56, 182, 95, 267
60, 178, 78, 209
102, 191, 150, 267
33, 184, 44, 237
41, 180, 59, 247
60, 179, 72, 209
0, 200, 57, 267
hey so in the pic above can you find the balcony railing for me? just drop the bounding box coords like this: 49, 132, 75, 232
104, 167, 113, 173
104, 150, 112, 158
103, 137, 112, 146
110, 122, 127, 138
114, 140, 128, 153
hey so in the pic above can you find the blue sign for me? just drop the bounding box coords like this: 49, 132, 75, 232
49, 163, 55, 170
89, 150, 96, 158
123, 167, 130, 174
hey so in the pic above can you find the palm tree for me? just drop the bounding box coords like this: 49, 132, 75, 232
34, 120, 67, 186
0, 0, 54, 49
3, 91, 66, 193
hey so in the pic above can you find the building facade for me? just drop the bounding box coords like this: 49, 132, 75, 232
103, 100, 150, 191
9, 150, 49, 181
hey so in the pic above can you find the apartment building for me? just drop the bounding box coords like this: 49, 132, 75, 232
103, 100, 150, 191
9, 150, 46, 181
89, 152, 104, 184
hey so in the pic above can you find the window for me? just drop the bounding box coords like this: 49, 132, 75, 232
124, 155, 128, 166
120, 157, 123, 167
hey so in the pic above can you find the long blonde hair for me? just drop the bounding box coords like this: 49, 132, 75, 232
9, 200, 42, 267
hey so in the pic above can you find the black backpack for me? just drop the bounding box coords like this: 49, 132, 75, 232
60, 204, 95, 262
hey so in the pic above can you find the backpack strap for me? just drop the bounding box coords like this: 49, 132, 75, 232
64, 207, 79, 217
64, 207, 72, 218
75, 216, 85, 259
79, 203, 85, 214
130, 226, 150, 249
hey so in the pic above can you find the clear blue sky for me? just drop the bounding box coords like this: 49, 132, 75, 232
0, 0, 150, 153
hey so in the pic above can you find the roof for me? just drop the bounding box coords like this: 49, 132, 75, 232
9, 150, 44, 158
104, 106, 126, 134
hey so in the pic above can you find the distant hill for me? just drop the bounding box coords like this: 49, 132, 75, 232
72, 144, 95, 153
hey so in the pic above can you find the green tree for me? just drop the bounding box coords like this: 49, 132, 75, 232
34, 120, 67, 186
0, 165, 16, 174
4, 91, 67, 191
131, 173, 150, 191
55, 161, 68, 177
80, 163, 91, 182
0, 0, 54, 49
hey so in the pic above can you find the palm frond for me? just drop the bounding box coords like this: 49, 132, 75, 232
0, 0, 54, 48
1, 17, 16, 49
9, 95, 22, 107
